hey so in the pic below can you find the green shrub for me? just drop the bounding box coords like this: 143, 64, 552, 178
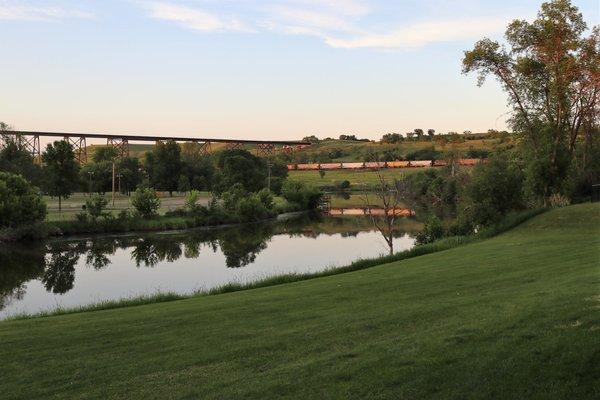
337, 180, 351, 190
85, 194, 109, 219
131, 188, 161, 218
281, 180, 322, 210
459, 154, 524, 227
257, 188, 274, 209
0, 172, 47, 228
221, 184, 274, 222
416, 215, 445, 245
185, 190, 202, 212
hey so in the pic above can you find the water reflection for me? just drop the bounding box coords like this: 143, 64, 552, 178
0, 214, 423, 318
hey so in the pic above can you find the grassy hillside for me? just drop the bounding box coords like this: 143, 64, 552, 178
1, 204, 598, 399
288, 167, 437, 189
85, 133, 508, 163
289, 134, 509, 162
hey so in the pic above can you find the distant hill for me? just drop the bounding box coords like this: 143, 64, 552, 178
85, 132, 512, 162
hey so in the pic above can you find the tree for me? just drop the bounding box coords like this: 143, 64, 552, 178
381, 133, 403, 143
361, 169, 407, 256
117, 157, 142, 195
0, 172, 47, 228
459, 154, 524, 227
92, 147, 118, 163
131, 187, 161, 218
80, 161, 112, 194
0, 136, 42, 186
463, 0, 599, 202
180, 144, 215, 191
427, 129, 436, 138
85, 194, 109, 219
177, 175, 191, 193
146, 141, 182, 196
302, 135, 320, 143
414, 129, 424, 139
42, 141, 80, 212
281, 181, 322, 210
213, 149, 267, 194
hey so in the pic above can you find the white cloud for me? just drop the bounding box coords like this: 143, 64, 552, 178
269, 5, 356, 32
145, 2, 254, 33
325, 17, 509, 49
139, 1, 510, 50
289, 0, 370, 17
0, 2, 92, 21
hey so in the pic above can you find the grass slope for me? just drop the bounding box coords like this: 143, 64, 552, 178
1, 204, 599, 399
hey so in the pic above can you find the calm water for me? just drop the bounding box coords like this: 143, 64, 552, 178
0, 214, 422, 319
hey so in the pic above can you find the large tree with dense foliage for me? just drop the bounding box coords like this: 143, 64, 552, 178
0, 136, 42, 186
42, 141, 80, 212
180, 143, 215, 191
463, 0, 599, 202
146, 141, 182, 196
459, 154, 525, 227
213, 149, 268, 194
92, 146, 119, 163
0, 172, 47, 228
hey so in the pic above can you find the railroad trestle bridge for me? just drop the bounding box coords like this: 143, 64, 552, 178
0, 130, 310, 164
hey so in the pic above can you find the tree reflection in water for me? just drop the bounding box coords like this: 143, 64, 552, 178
128, 222, 274, 268
0, 244, 46, 311
42, 247, 79, 294
0, 214, 422, 313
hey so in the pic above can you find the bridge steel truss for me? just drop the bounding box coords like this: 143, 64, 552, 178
0, 130, 310, 164
65, 136, 88, 164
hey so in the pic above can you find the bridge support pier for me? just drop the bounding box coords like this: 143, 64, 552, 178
198, 141, 212, 156
225, 142, 245, 151
65, 136, 87, 164
107, 137, 129, 160
256, 143, 275, 157
18, 134, 42, 164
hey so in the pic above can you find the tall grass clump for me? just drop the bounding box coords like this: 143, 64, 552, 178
7, 292, 186, 321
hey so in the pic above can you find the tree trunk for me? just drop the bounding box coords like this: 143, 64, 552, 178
58, 196, 62, 213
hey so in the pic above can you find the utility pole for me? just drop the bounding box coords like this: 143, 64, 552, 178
112, 162, 116, 207
88, 171, 94, 195
267, 159, 272, 191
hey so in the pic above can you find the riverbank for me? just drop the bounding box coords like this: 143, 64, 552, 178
2, 204, 597, 398
0, 205, 307, 242
8, 208, 543, 319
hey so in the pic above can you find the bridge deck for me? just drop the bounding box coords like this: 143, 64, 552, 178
2, 130, 308, 146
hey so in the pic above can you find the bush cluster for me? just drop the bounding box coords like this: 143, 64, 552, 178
0, 172, 47, 228
281, 181, 322, 210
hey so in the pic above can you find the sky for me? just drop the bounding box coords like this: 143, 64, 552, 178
0, 0, 598, 142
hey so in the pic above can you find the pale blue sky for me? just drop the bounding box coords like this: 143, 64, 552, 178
1, 0, 598, 141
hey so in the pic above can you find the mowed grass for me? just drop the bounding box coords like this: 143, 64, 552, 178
44, 192, 212, 221
288, 167, 432, 189
1, 204, 599, 399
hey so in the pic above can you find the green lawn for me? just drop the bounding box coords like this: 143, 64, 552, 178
44, 192, 212, 221
1, 204, 599, 399
288, 167, 431, 189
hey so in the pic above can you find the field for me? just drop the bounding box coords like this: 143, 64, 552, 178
85, 135, 505, 165
288, 167, 442, 189
1, 204, 598, 399
44, 192, 212, 221
289, 135, 507, 162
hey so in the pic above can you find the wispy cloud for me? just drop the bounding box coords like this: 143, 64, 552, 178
0, 1, 92, 21
144, 2, 254, 33
139, 0, 508, 50
325, 17, 509, 49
